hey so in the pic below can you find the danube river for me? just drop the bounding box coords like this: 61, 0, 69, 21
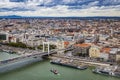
0, 52, 120, 80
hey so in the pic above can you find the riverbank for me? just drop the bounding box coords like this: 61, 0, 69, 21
0, 45, 24, 54
50, 54, 110, 67
0, 45, 42, 56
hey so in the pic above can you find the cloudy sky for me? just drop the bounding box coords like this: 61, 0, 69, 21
0, 0, 120, 17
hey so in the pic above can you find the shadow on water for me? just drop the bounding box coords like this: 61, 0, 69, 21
0, 59, 48, 76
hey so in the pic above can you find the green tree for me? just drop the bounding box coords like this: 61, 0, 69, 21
7, 42, 27, 48
50, 45, 56, 50
37, 44, 56, 50
37, 45, 43, 50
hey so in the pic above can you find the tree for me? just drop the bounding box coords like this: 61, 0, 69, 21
37, 45, 43, 50
37, 44, 56, 50
50, 45, 56, 50
7, 42, 27, 48
27, 46, 35, 50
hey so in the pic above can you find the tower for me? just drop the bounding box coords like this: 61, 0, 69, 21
111, 27, 113, 37
43, 41, 50, 55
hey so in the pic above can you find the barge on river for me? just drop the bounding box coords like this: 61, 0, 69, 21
92, 66, 120, 78
50, 59, 88, 70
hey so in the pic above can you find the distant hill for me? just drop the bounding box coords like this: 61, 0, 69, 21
0, 15, 120, 20
0, 15, 22, 19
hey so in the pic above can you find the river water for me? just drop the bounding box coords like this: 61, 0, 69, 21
0, 51, 19, 61
0, 52, 120, 80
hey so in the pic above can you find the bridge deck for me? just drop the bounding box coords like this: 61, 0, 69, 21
0, 51, 55, 65
0, 48, 72, 66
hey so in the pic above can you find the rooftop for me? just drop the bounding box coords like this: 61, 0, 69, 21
64, 41, 69, 45
74, 43, 91, 48
101, 48, 111, 54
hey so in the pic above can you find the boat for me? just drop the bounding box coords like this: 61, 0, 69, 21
77, 66, 88, 70
50, 59, 88, 70
2, 49, 15, 54
92, 66, 120, 77
50, 69, 59, 75
92, 68, 110, 75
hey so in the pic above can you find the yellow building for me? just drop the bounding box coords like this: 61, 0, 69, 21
57, 40, 64, 49
89, 46, 100, 58
116, 53, 120, 61
73, 43, 91, 57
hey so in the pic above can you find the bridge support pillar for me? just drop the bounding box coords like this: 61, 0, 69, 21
43, 41, 50, 55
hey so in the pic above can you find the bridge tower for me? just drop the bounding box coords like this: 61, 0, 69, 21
43, 41, 50, 55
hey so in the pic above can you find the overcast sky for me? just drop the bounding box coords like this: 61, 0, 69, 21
0, 0, 120, 17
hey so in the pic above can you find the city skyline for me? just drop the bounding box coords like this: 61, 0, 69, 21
0, 0, 120, 17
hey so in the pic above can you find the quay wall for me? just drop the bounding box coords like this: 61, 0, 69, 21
77, 60, 110, 66
0, 57, 43, 73
50, 56, 110, 67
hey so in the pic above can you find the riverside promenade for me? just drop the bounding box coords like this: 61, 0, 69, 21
0, 45, 37, 55
50, 54, 110, 67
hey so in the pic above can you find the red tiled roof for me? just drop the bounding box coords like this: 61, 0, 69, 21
74, 43, 91, 48
101, 48, 111, 53
64, 41, 69, 45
